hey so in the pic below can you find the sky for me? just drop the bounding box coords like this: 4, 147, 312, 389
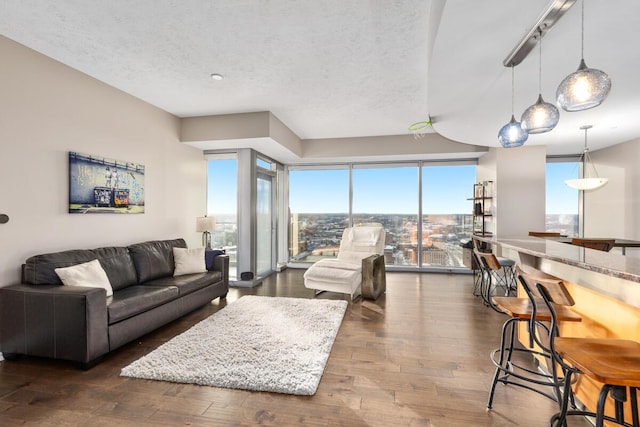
546, 162, 580, 214
208, 160, 579, 216
207, 160, 238, 215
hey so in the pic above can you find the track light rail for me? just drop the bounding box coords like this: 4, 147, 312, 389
503, 0, 577, 67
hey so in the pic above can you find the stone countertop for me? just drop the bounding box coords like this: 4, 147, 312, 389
474, 235, 640, 284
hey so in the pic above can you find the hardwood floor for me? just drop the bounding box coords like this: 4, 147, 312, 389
0, 270, 593, 426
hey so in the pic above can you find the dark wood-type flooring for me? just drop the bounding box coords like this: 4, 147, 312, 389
0, 270, 594, 426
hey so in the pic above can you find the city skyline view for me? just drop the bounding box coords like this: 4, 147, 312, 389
207, 159, 579, 271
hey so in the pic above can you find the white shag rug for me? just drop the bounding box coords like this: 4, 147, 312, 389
120, 295, 348, 395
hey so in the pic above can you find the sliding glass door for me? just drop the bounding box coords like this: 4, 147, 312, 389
256, 171, 275, 276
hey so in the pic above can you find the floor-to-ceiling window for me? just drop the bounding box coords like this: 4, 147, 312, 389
352, 164, 419, 266
288, 167, 349, 262
422, 164, 475, 268
546, 161, 579, 236
288, 161, 476, 270
207, 157, 238, 279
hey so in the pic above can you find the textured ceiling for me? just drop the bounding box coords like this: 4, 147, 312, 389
1, 0, 639, 156
0, 0, 432, 140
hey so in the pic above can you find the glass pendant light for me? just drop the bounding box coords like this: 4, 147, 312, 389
521, 30, 559, 133
565, 125, 608, 190
556, 0, 611, 112
498, 66, 528, 148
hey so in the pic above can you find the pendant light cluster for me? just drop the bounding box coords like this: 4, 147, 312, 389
499, 0, 611, 148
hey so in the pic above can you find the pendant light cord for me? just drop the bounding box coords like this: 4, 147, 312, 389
511, 65, 515, 116
582, 125, 600, 179
581, 0, 585, 59
538, 29, 543, 93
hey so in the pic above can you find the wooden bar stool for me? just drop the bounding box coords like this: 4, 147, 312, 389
534, 279, 640, 427
471, 238, 516, 300
473, 247, 517, 311
487, 265, 582, 410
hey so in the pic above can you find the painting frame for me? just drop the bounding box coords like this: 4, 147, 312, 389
68, 151, 145, 214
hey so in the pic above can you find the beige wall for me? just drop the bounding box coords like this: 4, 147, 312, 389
0, 36, 207, 287
477, 146, 546, 238
588, 137, 640, 256
495, 146, 546, 237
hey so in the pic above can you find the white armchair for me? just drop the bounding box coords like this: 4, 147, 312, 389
303, 224, 386, 300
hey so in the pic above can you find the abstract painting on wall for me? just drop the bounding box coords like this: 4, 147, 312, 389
69, 152, 145, 214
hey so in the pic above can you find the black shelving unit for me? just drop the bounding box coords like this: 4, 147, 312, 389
469, 181, 493, 237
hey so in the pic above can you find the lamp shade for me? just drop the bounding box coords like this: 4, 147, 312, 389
521, 94, 559, 133
565, 177, 608, 191
564, 125, 608, 191
556, 59, 611, 112
498, 115, 529, 148
196, 216, 216, 232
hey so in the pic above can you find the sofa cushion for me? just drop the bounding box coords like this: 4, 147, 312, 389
107, 285, 179, 324
91, 246, 137, 291
23, 249, 97, 285
145, 271, 222, 297
173, 247, 207, 276
127, 239, 187, 283
55, 259, 114, 297
205, 249, 226, 270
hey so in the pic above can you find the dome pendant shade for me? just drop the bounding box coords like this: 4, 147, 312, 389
564, 125, 608, 191
556, 60, 611, 112
565, 177, 608, 190
498, 115, 529, 148
521, 94, 560, 133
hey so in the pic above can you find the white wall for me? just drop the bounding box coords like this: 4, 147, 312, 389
587, 138, 640, 256
478, 146, 546, 238
0, 36, 207, 287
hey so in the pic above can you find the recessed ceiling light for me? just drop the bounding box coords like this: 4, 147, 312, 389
210, 73, 224, 81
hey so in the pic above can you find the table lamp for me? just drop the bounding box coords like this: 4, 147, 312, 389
196, 216, 216, 249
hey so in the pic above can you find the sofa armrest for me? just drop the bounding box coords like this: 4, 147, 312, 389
361, 254, 386, 300
0, 284, 109, 366
211, 255, 229, 286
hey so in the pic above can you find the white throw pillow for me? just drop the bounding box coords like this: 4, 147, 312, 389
173, 247, 207, 276
54, 259, 113, 297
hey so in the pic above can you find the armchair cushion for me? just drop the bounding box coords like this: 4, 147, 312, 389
304, 224, 386, 300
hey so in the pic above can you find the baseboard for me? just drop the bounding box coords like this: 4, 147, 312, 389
229, 277, 263, 288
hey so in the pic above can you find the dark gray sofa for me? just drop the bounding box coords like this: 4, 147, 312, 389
0, 238, 228, 368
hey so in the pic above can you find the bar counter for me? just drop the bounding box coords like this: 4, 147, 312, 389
475, 235, 640, 308
476, 235, 640, 419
